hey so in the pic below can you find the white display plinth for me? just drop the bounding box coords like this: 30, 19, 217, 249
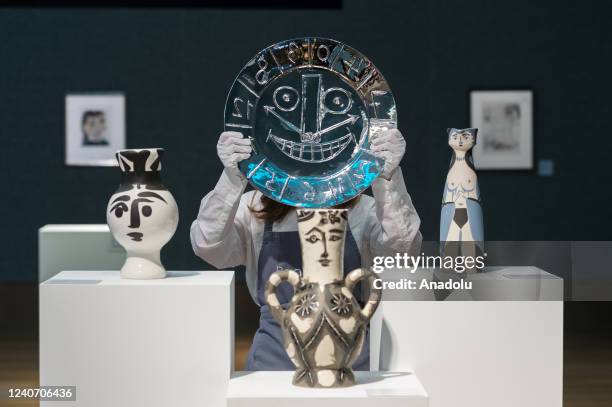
379, 266, 563, 407
40, 270, 234, 407
38, 224, 126, 282
227, 371, 428, 407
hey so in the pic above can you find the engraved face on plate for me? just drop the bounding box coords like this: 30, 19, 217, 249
224, 37, 397, 208
256, 70, 365, 168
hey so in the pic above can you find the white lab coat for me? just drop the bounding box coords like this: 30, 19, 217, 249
190, 168, 422, 303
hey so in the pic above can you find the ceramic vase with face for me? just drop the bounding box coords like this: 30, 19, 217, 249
107, 148, 179, 279
265, 209, 381, 388
440, 128, 484, 272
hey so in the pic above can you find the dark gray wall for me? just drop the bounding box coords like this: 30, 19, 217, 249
2, 1, 611, 281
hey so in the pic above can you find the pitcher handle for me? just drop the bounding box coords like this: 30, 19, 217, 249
264, 269, 302, 324
345, 268, 382, 321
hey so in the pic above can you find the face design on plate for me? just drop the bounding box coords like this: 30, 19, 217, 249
297, 210, 347, 269
225, 38, 398, 207
107, 186, 177, 251
258, 70, 366, 165
448, 128, 477, 152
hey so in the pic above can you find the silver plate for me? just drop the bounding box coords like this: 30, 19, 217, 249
224, 37, 397, 208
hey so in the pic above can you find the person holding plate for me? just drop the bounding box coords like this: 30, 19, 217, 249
190, 127, 421, 371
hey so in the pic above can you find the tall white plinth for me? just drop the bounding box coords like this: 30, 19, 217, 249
40, 270, 234, 407
227, 371, 428, 407
379, 266, 563, 407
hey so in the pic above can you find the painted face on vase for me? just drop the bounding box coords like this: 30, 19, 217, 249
297, 209, 347, 282
107, 188, 177, 251
106, 149, 178, 254
447, 127, 478, 152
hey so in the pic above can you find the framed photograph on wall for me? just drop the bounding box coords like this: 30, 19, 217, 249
470, 90, 533, 169
65, 93, 125, 166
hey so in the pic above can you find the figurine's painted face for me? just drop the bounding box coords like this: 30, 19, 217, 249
297, 209, 347, 273
107, 187, 178, 252
448, 129, 476, 152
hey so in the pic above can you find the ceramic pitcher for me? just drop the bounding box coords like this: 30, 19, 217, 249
265, 209, 381, 388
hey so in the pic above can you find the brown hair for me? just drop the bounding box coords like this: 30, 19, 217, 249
249, 194, 359, 222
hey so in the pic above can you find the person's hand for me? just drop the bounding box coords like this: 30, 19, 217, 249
370, 128, 405, 180
217, 131, 252, 170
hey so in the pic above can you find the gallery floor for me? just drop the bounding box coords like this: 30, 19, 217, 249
1, 283, 610, 407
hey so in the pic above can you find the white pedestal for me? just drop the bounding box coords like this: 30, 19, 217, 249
40, 270, 234, 407
379, 266, 563, 407
227, 371, 428, 407
38, 225, 126, 282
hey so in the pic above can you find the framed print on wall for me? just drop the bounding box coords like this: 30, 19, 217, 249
470, 90, 533, 170
65, 93, 125, 166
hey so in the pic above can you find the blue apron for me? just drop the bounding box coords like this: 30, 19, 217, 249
246, 219, 370, 371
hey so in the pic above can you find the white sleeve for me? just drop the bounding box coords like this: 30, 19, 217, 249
366, 167, 423, 256
190, 168, 250, 269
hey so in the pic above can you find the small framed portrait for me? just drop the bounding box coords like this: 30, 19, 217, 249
470, 90, 533, 170
65, 93, 125, 166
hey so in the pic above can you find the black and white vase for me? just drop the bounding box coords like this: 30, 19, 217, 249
265, 209, 381, 388
106, 148, 179, 279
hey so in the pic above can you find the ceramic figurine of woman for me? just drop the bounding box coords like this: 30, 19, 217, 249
265, 209, 381, 388
107, 148, 179, 279
440, 128, 484, 271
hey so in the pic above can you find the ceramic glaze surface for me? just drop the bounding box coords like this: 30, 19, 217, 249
265, 209, 381, 387
440, 128, 484, 271
106, 148, 179, 279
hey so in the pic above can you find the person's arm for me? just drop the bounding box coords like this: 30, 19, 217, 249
190, 132, 252, 268
367, 128, 422, 256
368, 167, 422, 256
